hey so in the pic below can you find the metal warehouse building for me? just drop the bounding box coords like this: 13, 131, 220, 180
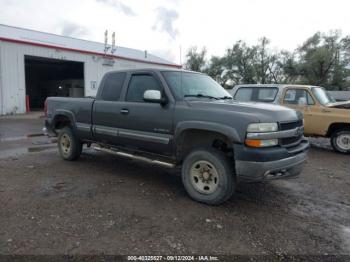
0, 24, 180, 115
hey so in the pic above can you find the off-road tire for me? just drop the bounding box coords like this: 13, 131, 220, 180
331, 129, 350, 154
181, 147, 235, 205
57, 127, 83, 160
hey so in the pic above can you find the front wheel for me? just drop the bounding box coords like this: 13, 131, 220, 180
181, 148, 235, 205
57, 127, 83, 160
331, 129, 350, 154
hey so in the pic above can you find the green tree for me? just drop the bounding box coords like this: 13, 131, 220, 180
225, 40, 256, 85
277, 51, 300, 83
253, 37, 271, 84
184, 46, 207, 72
184, 31, 350, 90
205, 56, 230, 87
264, 50, 301, 84
297, 31, 350, 89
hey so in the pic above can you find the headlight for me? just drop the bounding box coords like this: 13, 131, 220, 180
246, 122, 279, 148
247, 123, 278, 133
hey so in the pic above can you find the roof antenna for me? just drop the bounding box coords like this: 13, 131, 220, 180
179, 45, 182, 66
111, 32, 116, 55
102, 30, 115, 66
104, 30, 110, 56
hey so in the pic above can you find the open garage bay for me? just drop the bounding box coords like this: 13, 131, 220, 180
25, 56, 84, 111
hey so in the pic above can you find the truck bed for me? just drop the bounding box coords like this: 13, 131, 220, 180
46, 97, 95, 139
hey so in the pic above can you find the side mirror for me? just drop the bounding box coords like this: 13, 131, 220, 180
143, 90, 167, 104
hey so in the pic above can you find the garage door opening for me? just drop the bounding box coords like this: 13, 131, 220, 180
25, 56, 84, 110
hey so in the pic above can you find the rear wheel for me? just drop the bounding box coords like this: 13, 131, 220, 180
58, 127, 82, 160
181, 147, 235, 205
331, 129, 350, 154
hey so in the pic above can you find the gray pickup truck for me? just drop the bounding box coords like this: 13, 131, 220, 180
45, 69, 309, 205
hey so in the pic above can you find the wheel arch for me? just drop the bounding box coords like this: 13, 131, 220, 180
174, 121, 241, 161
52, 110, 77, 131
326, 122, 350, 137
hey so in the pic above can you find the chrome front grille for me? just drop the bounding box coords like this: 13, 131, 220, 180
279, 120, 304, 148
279, 120, 303, 131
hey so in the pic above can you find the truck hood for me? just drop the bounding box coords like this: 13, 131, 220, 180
327, 100, 350, 109
187, 100, 302, 123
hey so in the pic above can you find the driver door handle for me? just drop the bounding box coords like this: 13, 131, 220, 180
120, 109, 129, 115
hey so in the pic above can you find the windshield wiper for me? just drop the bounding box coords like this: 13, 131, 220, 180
217, 96, 233, 100
184, 94, 220, 100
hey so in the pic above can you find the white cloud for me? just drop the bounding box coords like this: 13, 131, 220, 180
152, 7, 179, 40
60, 21, 90, 38
96, 0, 136, 16
0, 0, 350, 65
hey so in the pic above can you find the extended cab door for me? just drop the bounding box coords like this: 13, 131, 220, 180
114, 71, 175, 156
92, 72, 128, 145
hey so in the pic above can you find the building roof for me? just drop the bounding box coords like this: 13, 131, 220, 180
0, 24, 180, 68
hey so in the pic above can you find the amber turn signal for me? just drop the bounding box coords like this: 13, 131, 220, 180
245, 139, 278, 148
245, 139, 263, 147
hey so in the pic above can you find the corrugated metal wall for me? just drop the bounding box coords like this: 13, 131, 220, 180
0, 41, 3, 114
0, 40, 173, 115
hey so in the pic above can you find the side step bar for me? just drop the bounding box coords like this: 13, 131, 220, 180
93, 146, 176, 168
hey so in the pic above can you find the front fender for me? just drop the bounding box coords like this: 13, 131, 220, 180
175, 121, 242, 143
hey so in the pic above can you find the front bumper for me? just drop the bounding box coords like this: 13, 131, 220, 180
234, 139, 309, 182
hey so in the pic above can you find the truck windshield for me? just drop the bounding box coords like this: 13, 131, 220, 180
312, 87, 336, 105
162, 71, 232, 100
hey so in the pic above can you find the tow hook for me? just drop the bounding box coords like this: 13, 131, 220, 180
264, 169, 287, 179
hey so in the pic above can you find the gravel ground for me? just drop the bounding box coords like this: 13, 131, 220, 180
0, 142, 349, 256
0, 115, 44, 142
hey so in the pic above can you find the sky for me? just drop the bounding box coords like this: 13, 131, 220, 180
0, 0, 350, 64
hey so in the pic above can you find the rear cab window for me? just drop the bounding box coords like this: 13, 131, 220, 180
234, 87, 278, 102
100, 72, 127, 101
